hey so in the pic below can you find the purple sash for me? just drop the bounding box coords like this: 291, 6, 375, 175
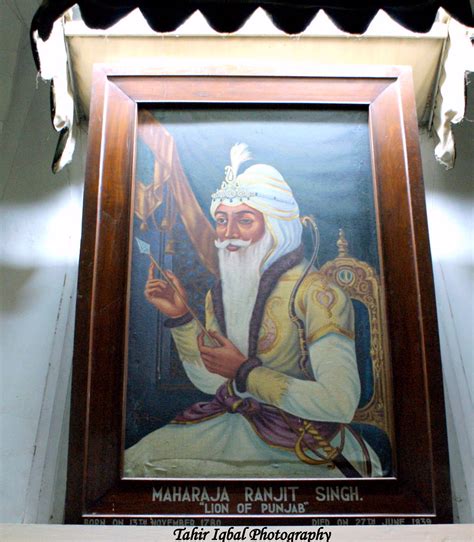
172, 383, 342, 458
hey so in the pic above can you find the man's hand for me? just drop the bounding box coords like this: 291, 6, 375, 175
197, 331, 247, 379
144, 263, 189, 318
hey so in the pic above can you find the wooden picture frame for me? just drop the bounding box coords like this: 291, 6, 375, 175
65, 66, 452, 526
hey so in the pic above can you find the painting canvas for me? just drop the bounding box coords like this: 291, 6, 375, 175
64, 69, 452, 524
124, 106, 394, 480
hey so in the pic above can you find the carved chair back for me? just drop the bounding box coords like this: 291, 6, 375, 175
320, 230, 394, 446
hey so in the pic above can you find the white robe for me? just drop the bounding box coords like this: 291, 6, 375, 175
124, 334, 382, 478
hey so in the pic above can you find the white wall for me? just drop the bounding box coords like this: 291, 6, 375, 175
0, 3, 472, 524
421, 83, 474, 521
0, 0, 86, 522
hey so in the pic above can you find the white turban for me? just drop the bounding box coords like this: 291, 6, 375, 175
210, 163, 303, 271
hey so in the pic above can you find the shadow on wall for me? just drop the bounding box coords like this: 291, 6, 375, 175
423, 71, 474, 193
0, 265, 37, 312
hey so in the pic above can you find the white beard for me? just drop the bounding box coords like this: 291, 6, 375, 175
217, 230, 274, 356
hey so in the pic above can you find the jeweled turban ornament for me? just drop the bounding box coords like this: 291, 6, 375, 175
211, 143, 257, 202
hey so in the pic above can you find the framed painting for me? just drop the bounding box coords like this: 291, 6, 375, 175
65, 66, 452, 526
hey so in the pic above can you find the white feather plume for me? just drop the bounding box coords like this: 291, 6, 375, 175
230, 143, 252, 179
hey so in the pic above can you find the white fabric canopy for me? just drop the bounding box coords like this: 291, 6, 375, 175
32, 12, 473, 173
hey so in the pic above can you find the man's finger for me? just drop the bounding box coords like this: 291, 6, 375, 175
201, 354, 215, 364
148, 262, 156, 280
197, 333, 210, 352
208, 330, 227, 346
145, 281, 167, 292
201, 357, 218, 371
164, 270, 186, 296
146, 279, 168, 288
203, 358, 223, 371
198, 345, 215, 357
199, 349, 221, 364
197, 332, 221, 350
198, 344, 222, 356
145, 286, 167, 298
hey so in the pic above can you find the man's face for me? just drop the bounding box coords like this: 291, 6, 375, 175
215, 203, 265, 252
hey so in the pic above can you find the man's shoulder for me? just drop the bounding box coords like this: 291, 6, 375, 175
299, 269, 345, 296
287, 266, 352, 317
280, 264, 336, 291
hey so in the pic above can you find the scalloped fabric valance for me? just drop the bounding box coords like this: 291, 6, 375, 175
32, 1, 473, 44
30, 2, 473, 173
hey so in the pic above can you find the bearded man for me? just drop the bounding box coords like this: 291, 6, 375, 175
124, 145, 382, 478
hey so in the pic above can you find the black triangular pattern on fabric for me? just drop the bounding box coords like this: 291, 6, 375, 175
385, 6, 440, 34
325, 7, 379, 35
141, 4, 196, 33
265, 5, 318, 35
80, 2, 136, 30
202, 5, 257, 33
32, 1, 474, 43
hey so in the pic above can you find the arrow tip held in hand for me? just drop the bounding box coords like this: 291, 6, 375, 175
135, 237, 151, 255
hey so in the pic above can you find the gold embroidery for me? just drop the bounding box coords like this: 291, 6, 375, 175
247, 367, 289, 405
258, 297, 283, 354
294, 421, 345, 466
296, 272, 330, 314
278, 273, 304, 282
307, 324, 355, 344
311, 284, 338, 318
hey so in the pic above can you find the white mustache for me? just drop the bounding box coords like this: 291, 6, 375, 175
214, 238, 252, 249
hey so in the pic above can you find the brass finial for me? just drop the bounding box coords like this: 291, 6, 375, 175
160, 216, 170, 230
165, 239, 175, 255
337, 228, 349, 257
